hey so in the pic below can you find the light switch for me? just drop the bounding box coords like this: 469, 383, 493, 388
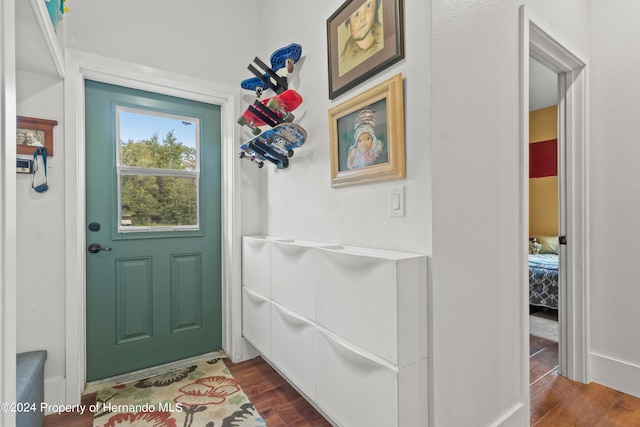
389, 186, 404, 217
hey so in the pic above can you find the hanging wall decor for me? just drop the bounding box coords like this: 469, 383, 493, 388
328, 73, 405, 188
327, 0, 405, 99
16, 116, 57, 157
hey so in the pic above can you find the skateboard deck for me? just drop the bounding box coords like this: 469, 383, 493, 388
241, 43, 302, 94
261, 123, 307, 155
239, 123, 306, 169
240, 138, 289, 169
237, 89, 303, 134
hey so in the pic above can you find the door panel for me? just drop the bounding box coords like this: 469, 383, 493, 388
85, 80, 222, 381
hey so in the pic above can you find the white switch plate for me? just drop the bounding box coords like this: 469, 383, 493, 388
389, 186, 405, 217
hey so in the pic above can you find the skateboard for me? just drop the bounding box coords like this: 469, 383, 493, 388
237, 89, 303, 135
260, 123, 307, 158
239, 123, 306, 169
240, 138, 290, 169
241, 43, 303, 96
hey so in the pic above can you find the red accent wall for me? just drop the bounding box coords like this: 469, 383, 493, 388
529, 139, 557, 178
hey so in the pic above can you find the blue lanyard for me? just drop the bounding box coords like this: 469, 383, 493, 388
32, 147, 49, 193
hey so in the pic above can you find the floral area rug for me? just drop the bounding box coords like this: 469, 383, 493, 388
92, 356, 266, 427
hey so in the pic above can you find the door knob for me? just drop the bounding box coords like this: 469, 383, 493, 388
88, 243, 112, 254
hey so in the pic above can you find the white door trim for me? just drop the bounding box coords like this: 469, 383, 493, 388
1, 0, 18, 423
63, 49, 244, 404
520, 6, 590, 384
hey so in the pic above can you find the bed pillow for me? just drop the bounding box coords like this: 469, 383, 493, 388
533, 236, 558, 254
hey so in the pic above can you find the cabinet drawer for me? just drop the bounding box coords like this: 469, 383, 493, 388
242, 237, 273, 296
242, 287, 271, 357
271, 240, 334, 320
271, 303, 316, 398
316, 329, 399, 427
316, 248, 399, 365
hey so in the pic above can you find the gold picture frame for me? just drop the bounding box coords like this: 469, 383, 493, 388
328, 73, 405, 188
17, 116, 57, 156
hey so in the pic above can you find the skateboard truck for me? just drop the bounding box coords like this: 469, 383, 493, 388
248, 140, 289, 169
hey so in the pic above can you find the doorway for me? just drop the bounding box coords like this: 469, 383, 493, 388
84, 80, 222, 381
62, 50, 242, 403
528, 57, 561, 385
522, 8, 589, 386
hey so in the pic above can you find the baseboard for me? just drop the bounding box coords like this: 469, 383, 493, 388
591, 352, 640, 399
44, 377, 66, 415
489, 402, 527, 427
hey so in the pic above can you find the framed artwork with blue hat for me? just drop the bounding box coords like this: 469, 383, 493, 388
328, 73, 405, 188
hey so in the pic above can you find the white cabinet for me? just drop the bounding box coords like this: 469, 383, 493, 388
316, 246, 427, 368
271, 302, 316, 398
242, 288, 271, 357
241, 236, 428, 427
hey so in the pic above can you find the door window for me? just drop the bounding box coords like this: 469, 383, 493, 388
116, 107, 200, 232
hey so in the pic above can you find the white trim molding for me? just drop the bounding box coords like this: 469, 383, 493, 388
520, 6, 590, 385
1, 0, 18, 424
63, 49, 243, 404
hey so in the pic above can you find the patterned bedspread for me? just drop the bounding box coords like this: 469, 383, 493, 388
529, 254, 558, 309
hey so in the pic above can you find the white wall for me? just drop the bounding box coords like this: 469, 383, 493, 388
257, 0, 432, 255
431, 1, 588, 425
588, 0, 640, 397
15, 70, 66, 403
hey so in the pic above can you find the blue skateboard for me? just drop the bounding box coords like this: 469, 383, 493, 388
261, 123, 306, 157
239, 123, 307, 169
241, 43, 303, 96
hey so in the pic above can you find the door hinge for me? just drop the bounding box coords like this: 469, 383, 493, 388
559, 235, 567, 245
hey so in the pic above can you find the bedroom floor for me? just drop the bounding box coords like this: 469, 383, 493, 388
530, 333, 640, 426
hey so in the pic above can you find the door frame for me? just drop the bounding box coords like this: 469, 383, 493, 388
63, 49, 244, 404
520, 6, 590, 384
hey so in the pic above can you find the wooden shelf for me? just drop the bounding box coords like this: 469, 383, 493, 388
16, 0, 64, 78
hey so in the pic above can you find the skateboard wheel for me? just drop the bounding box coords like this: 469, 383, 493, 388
239, 152, 246, 159
258, 162, 264, 168
252, 127, 262, 136
283, 112, 295, 123
287, 150, 294, 158
286, 58, 294, 74
266, 98, 279, 111
237, 116, 247, 126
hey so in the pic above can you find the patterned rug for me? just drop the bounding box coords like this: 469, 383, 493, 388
92, 356, 266, 427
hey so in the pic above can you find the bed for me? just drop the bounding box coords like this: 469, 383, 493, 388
529, 253, 559, 309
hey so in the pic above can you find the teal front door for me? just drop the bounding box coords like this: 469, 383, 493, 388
85, 80, 222, 381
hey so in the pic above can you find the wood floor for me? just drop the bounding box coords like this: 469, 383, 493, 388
44, 343, 640, 426
530, 334, 640, 426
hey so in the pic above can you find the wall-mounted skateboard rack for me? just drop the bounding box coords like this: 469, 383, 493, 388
248, 140, 289, 169
247, 100, 286, 129
247, 57, 288, 95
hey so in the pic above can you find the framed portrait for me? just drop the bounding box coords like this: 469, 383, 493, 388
17, 116, 57, 156
327, 0, 404, 100
328, 73, 405, 188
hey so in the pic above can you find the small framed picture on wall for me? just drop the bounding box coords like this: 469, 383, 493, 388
17, 116, 57, 156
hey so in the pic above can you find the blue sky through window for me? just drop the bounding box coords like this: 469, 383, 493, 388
119, 110, 197, 149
